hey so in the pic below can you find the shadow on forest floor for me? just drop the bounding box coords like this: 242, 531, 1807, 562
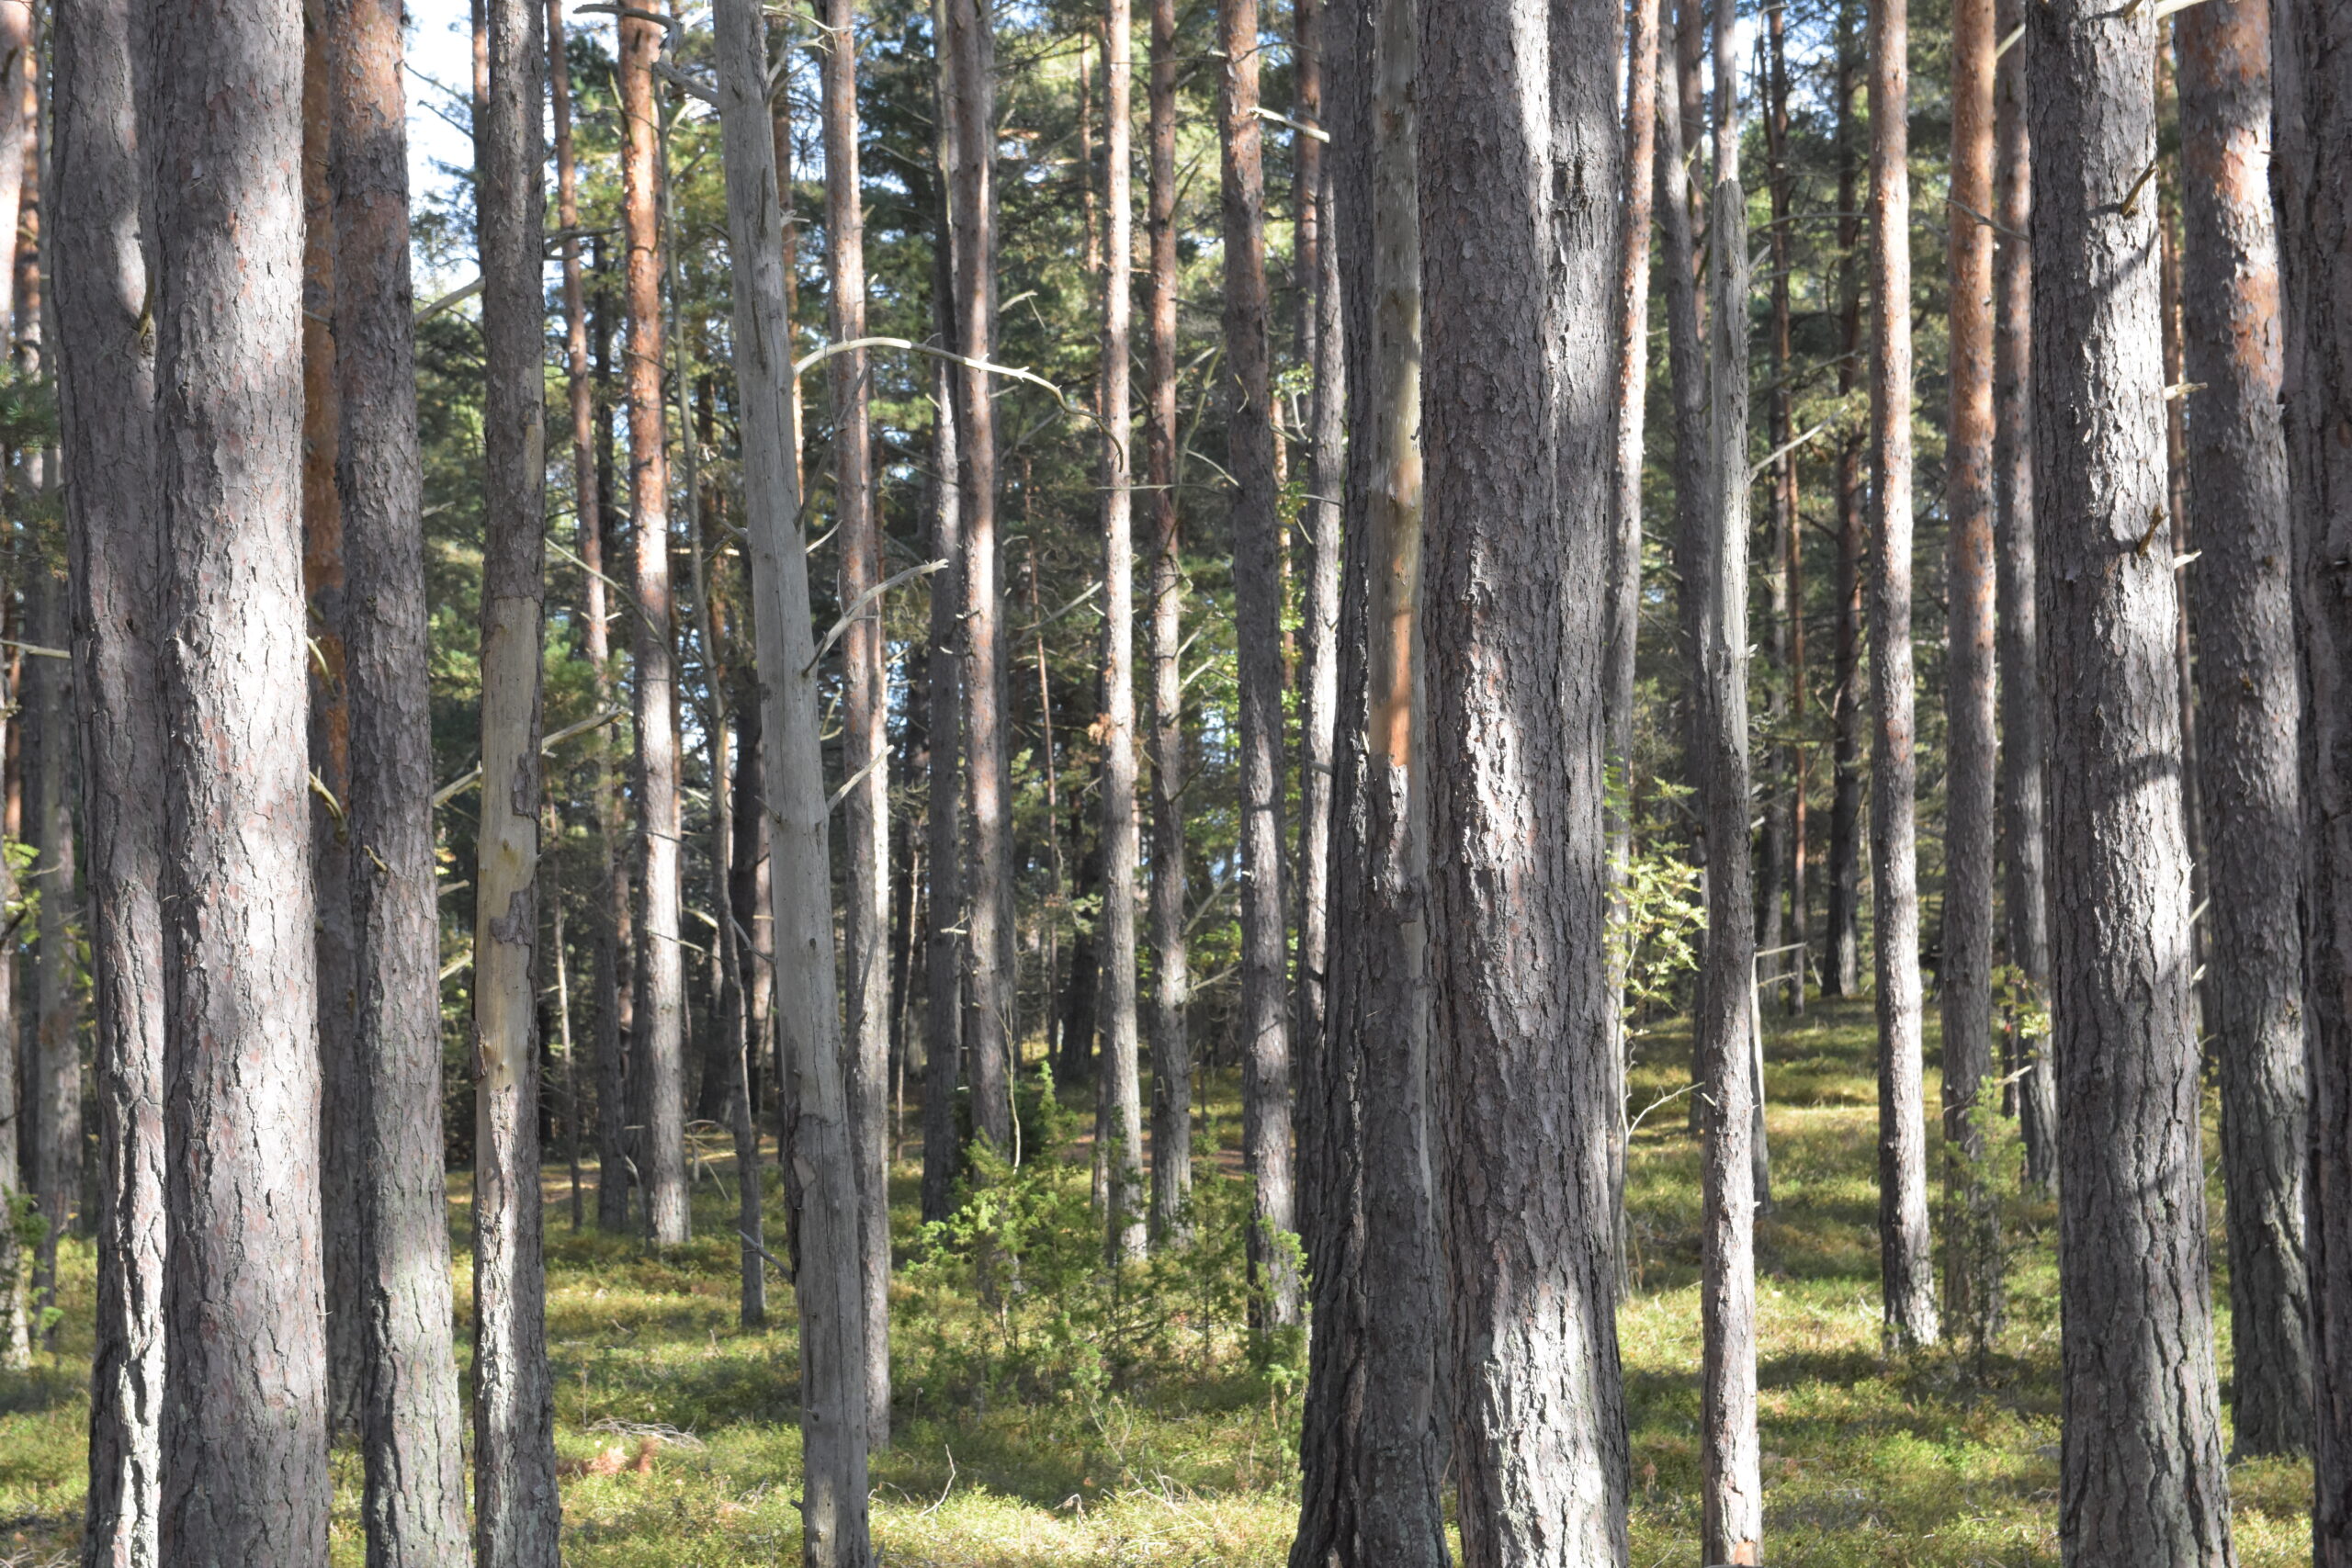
0, 995, 2316, 1564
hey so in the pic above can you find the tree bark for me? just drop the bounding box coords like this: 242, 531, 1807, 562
1868, 0, 1939, 1352
330, 0, 474, 1555
1216, 0, 1299, 1330
1144, 0, 1191, 1242
1941, 0, 2004, 1355
1826, 0, 1866, 1000
2030, 0, 2235, 1556
713, 5, 876, 1555
942, 0, 1013, 1154
920, 291, 966, 1225
0, 0, 29, 336
2278, 0, 2352, 1551
28, 563, 81, 1337
619, 0, 690, 1244
1767, 5, 1807, 1017
143, 1, 332, 1553
1419, 0, 1630, 1561
55, 0, 164, 1541
1993, 0, 2056, 1189
2176, 0, 2310, 1458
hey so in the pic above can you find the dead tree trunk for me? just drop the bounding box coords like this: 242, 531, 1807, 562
2032, 0, 2235, 1556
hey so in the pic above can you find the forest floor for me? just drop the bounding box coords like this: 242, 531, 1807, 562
0, 995, 2316, 1566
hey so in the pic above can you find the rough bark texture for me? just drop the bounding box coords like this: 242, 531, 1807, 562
328, 1, 475, 1558
1419, 0, 1630, 1561
2274, 0, 2352, 1552
1764, 0, 1803, 1020
1993, 0, 2056, 1190
714, 5, 876, 1554
1288, 1, 1448, 1558
1941, 0, 2004, 1354
56, 0, 165, 1545
143, 3, 333, 1555
819, 0, 893, 1438
921, 348, 966, 1225
2030, 0, 2236, 1559
1144, 0, 1192, 1241
1097, 0, 1147, 1264
472, 4, 561, 1562
1214, 0, 1298, 1327
1826, 0, 1866, 1000
28, 565, 80, 1333
2175, 0, 2310, 1458
620, 0, 689, 1244
1868, 0, 1939, 1352
943, 0, 1013, 1154
1658, 0, 1706, 898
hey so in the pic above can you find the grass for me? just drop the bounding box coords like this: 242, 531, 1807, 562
0, 995, 2315, 1565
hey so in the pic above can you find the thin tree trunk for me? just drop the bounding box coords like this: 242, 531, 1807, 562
619, 0, 690, 1245
54, 0, 164, 1540
1869, 0, 1939, 1351
2157, 144, 2210, 1041
2176, 0, 2310, 1458
713, 6, 876, 1556
943, 0, 1013, 1155
28, 564, 80, 1338
1217, 0, 1299, 1330
548, 839, 582, 1231
1940, 0, 2004, 1359
1096, 0, 1147, 1264
143, 2, 331, 1553
1826, 0, 1866, 999
920, 340, 966, 1226
1993, 0, 2055, 1187
1765, 4, 1804, 1016
1144, 0, 1192, 1243
0, 0, 28, 337
2031, 0, 2235, 1555
1419, 0, 1630, 1561
0, 609, 19, 1370
2279, 0, 2352, 1550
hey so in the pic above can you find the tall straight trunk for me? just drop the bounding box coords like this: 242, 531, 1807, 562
55, 0, 164, 1541
818, 0, 891, 1436
713, 6, 876, 1556
1294, 0, 1345, 1087
143, 2, 331, 1554
619, 1, 689, 1244
1767, 6, 1807, 1015
2156, 148, 2209, 1033
1097, 0, 1147, 1264
2279, 0, 2352, 1550
326, 1, 474, 1557
1216, 0, 1298, 1328
300, 0, 365, 1433
28, 566, 80, 1333
1940, 0, 2003, 1357
2177, 0, 2310, 1457
943, 0, 1013, 1154
1606, 0, 1658, 1278
1696, 12, 1761, 1561
0, 0, 27, 334
1287, 0, 1447, 1559
1826, 0, 1866, 998
1993, 0, 2056, 1185
1755, 23, 1789, 976
731, 687, 776, 1109
1868, 0, 1939, 1352
471, 4, 561, 1562
2031, 0, 2235, 1556
920, 288, 966, 1225
1419, 0, 1630, 1562
0, 604, 20, 1370
1144, 0, 1191, 1242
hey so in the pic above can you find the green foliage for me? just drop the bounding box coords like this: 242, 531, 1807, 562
1608, 787, 1709, 1031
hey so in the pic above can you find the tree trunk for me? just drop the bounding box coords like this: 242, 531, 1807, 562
330, 0, 475, 1555
1765, 4, 1805, 1016
943, 0, 1013, 1155
1606, 0, 1659, 1289
713, 6, 876, 1556
2176, 0, 2310, 1458
818, 0, 892, 1436
1096, 0, 1147, 1264
1868, 0, 1939, 1352
1993, 0, 2056, 1187
144, 2, 332, 1553
619, 0, 690, 1245
472, 2, 562, 1562
1419, 1, 1630, 1562
585, 270, 636, 1237
1940, 0, 2003, 1357
55, 0, 164, 1539
28, 564, 80, 1338
1288, 1, 1448, 1557
1144, 0, 1192, 1243
2279, 0, 2352, 1551
1826, 0, 1866, 999
0, 0, 28, 335
920, 344, 966, 1226
1216, 0, 1299, 1330
2031, 0, 2235, 1556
